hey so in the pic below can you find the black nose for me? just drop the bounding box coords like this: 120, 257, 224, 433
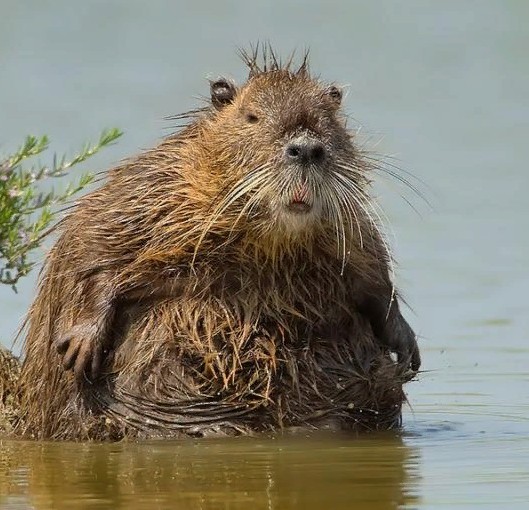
285, 137, 326, 165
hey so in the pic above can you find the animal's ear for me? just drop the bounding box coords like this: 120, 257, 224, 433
323, 85, 343, 106
210, 77, 237, 109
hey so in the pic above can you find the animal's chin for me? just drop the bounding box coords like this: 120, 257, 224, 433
276, 199, 320, 233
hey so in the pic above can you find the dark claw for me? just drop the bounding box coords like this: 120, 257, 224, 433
411, 342, 421, 372
379, 310, 421, 373
62, 338, 81, 371
73, 341, 92, 381
90, 343, 103, 381
397, 339, 421, 373
394, 326, 421, 373
56, 334, 73, 355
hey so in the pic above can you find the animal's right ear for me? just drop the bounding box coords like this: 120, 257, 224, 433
210, 78, 237, 109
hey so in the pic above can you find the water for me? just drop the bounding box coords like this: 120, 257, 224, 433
1, 1, 528, 508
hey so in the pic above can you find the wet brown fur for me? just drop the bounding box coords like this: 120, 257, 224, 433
15, 47, 419, 440
0, 347, 20, 435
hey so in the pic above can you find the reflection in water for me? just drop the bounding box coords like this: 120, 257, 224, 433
0, 433, 420, 510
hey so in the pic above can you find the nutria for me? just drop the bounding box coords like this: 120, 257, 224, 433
15, 48, 420, 440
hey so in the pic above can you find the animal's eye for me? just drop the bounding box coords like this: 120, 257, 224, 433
246, 112, 259, 124
325, 85, 343, 105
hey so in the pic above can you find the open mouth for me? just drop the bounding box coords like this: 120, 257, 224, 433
286, 183, 312, 214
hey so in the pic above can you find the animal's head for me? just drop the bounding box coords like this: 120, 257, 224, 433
185, 47, 375, 258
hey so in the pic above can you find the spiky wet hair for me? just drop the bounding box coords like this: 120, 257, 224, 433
238, 44, 311, 78
167, 44, 314, 128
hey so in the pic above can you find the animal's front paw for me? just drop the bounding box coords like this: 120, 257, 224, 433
55, 323, 105, 382
360, 295, 421, 374
390, 317, 421, 373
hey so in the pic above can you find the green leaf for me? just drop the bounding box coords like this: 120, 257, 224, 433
0, 128, 121, 290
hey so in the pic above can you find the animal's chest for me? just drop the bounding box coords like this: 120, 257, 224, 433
199, 260, 362, 333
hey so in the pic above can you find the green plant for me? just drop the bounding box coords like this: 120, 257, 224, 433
0, 128, 122, 290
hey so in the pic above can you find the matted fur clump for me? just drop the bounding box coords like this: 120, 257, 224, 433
14, 47, 420, 440
0, 346, 20, 435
